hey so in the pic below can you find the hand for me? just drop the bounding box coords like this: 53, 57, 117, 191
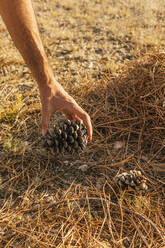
0, 0, 92, 142
39, 79, 93, 141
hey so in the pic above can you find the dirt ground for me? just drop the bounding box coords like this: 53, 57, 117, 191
0, 0, 165, 247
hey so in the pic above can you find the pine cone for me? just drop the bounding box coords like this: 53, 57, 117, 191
43, 119, 88, 154
115, 170, 148, 191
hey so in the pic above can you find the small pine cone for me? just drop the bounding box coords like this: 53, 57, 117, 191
43, 119, 88, 155
115, 170, 148, 191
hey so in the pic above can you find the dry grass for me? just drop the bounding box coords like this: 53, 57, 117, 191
0, 0, 165, 247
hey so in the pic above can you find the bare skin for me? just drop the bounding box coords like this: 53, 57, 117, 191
0, 0, 92, 141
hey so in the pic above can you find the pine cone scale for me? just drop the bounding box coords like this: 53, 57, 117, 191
115, 170, 148, 191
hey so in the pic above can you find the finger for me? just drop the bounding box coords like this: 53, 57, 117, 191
73, 107, 93, 141
82, 113, 93, 142
65, 113, 81, 122
41, 108, 51, 136
62, 101, 93, 141
65, 113, 74, 120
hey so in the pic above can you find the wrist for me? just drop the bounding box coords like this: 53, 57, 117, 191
36, 60, 55, 91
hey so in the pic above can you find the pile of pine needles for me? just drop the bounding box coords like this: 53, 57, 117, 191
83, 51, 165, 162
0, 50, 165, 247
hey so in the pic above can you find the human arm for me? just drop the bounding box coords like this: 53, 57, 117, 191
0, 0, 92, 140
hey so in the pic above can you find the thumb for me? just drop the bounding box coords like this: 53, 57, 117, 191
42, 108, 51, 136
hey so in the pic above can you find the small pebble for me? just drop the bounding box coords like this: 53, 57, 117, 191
78, 164, 88, 172
63, 161, 69, 166
113, 141, 125, 150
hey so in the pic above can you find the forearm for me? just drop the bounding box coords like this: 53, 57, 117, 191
0, 0, 93, 139
0, 0, 53, 89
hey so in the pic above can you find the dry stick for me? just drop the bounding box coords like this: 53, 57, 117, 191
23, 197, 164, 240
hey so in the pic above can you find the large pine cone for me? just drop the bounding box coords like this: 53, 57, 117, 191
115, 170, 148, 191
43, 119, 88, 154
